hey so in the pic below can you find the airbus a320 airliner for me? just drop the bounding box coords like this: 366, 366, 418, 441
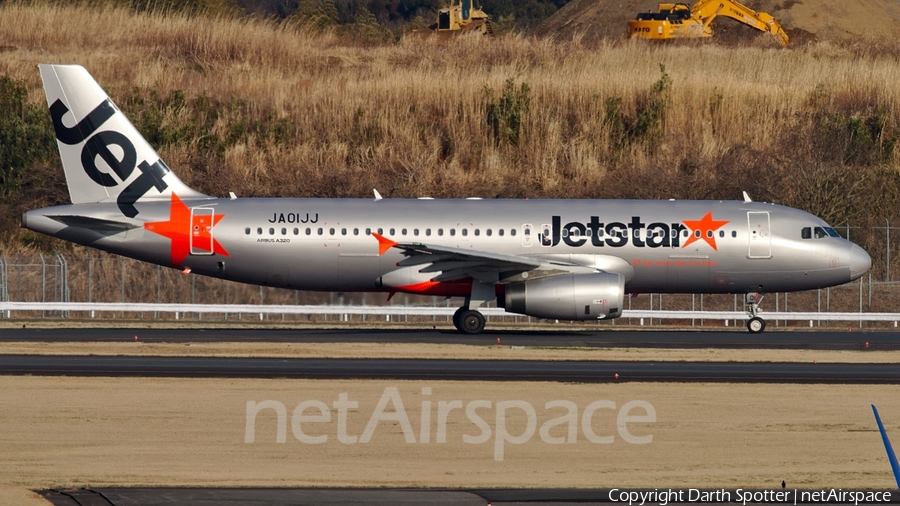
23, 65, 872, 334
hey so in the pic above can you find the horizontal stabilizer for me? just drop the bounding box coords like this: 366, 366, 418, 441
48, 214, 140, 231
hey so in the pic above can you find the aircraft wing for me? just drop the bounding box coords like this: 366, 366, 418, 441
373, 233, 544, 283
872, 405, 900, 489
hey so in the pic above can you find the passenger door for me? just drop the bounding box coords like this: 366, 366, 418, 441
747, 212, 771, 258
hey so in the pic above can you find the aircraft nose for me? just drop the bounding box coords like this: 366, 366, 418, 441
848, 243, 871, 280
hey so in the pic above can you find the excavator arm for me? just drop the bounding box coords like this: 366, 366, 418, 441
690, 0, 789, 45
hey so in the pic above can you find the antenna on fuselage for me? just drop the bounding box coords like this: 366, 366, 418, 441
373, 189, 383, 201
742, 191, 752, 203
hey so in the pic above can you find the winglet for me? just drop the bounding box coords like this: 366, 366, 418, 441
872, 405, 900, 489
372, 232, 398, 255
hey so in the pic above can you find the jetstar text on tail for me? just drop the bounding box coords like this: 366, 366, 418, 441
545, 214, 730, 250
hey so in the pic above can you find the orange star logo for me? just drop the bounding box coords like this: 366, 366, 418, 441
681, 211, 729, 251
144, 193, 229, 267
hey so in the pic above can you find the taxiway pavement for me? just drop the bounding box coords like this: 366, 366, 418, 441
1, 355, 897, 383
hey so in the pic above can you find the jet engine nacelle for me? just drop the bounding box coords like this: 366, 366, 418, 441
504, 273, 624, 320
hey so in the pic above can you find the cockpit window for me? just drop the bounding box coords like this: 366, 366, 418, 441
803, 226, 842, 239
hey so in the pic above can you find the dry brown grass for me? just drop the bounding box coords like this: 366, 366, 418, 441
2, 3, 898, 195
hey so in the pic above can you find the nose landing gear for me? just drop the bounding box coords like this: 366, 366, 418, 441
745, 292, 766, 333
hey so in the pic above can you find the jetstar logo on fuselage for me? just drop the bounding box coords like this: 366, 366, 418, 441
546, 212, 730, 251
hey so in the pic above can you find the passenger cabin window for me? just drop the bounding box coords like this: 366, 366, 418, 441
450, 229, 456, 236
293, 228, 299, 235
498, 229, 504, 236
511, 229, 516, 236
438, 228, 444, 236
462, 229, 468, 236
245, 227, 250, 235
281, 228, 287, 235
731, 231, 737, 238
269, 228, 275, 235
257, 228, 263, 235
306, 228, 311, 235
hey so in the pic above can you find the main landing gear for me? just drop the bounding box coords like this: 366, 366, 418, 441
745, 292, 766, 334
452, 281, 493, 335
453, 307, 486, 334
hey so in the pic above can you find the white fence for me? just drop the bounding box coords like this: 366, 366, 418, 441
1, 302, 898, 326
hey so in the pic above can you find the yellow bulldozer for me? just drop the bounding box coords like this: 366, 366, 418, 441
409, 0, 493, 41
628, 1, 789, 46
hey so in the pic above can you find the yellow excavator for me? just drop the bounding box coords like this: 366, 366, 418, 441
409, 0, 493, 41
628, 1, 789, 46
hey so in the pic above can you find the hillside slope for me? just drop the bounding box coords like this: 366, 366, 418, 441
534, 0, 900, 43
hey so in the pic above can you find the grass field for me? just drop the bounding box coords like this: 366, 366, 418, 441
0, 339, 898, 363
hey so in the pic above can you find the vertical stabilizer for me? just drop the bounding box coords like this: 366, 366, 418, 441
872, 405, 900, 489
38, 64, 206, 217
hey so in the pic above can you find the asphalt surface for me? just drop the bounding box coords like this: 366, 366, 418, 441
2, 355, 898, 383
2, 327, 898, 350
40, 488, 900, 505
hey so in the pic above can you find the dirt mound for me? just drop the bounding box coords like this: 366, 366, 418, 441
534, 0, 900, 44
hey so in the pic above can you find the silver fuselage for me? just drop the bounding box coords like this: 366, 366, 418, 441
23, 198, 871, 296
